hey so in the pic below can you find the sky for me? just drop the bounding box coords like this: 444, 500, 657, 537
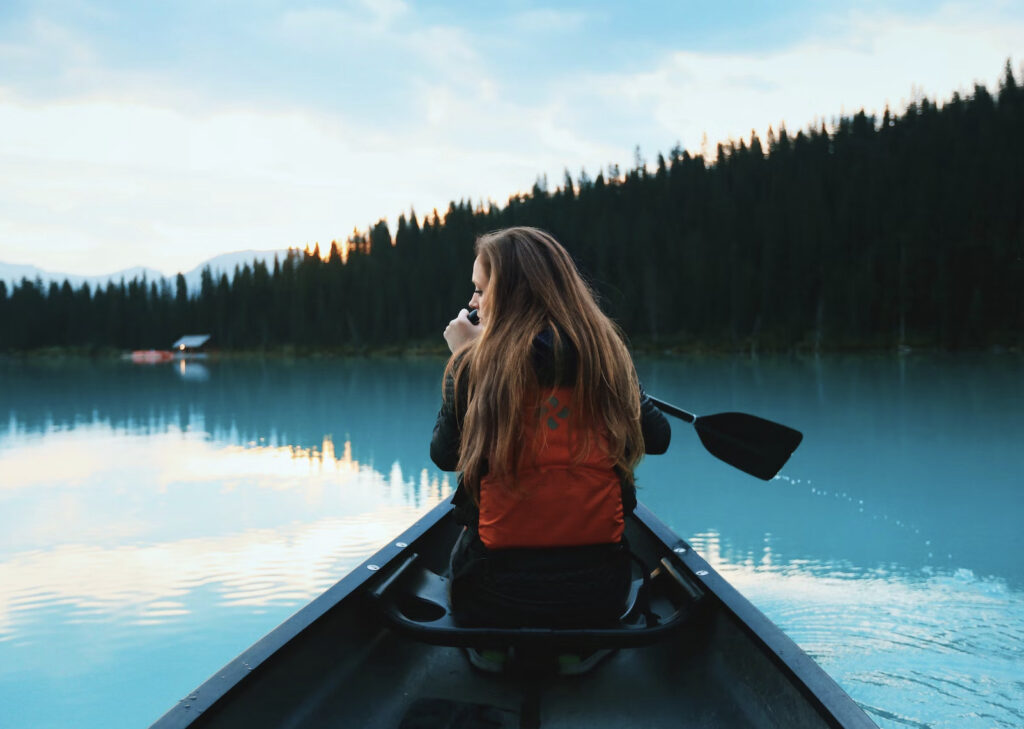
0, 1, 1021, 278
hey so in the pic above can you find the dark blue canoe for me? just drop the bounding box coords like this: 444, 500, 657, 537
150, 500, 878, 728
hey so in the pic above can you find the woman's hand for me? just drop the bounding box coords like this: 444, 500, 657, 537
443, 308, 481, 352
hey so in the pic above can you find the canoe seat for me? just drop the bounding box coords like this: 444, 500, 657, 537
370, 551, 706, 652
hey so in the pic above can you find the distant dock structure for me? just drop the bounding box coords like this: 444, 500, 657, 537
172, 334, 211, 357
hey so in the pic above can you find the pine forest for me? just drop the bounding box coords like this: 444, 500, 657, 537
2, 63, 1021, 354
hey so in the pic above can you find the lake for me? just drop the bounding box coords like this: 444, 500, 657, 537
1, 354, 1021, 729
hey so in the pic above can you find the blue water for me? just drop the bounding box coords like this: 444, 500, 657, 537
0, 355, 1021, 729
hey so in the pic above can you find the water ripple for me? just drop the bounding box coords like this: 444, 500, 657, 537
0, 503, 439, 651
714, 554, 1024, 729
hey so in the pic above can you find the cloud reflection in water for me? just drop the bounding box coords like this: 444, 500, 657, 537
0, 424, 450, 646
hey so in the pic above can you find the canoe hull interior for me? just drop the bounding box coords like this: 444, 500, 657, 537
152, 502, 877, 729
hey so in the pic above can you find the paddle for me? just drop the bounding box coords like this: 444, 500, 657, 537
463, 309, 802, 479
647, 396, 802, 480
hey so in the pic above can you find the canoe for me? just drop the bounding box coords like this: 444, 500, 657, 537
130, 350, 174, 363
150, 500, 878, 729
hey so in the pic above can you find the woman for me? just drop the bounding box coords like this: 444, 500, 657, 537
430, 227, 670, 629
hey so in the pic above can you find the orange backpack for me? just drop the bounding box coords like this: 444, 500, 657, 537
477, 387, 624, 549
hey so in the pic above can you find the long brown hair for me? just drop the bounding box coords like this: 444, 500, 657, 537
444, 227, 644, 502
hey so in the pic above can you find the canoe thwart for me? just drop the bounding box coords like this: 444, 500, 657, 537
370, 550, 708, 651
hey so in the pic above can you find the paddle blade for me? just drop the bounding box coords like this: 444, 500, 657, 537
694, 412, 803, 480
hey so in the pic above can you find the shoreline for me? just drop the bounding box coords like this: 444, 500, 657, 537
1, 340, 1020, 361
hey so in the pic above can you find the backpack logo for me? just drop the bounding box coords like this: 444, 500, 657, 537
539, 395, 570, 430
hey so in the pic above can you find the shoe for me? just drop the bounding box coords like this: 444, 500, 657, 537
464, 647, 509, 673
556, 649, 616, 675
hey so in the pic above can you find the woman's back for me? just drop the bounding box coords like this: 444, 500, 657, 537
431, 227, 670, 627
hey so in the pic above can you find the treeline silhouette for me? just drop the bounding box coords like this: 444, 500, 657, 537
2, 62, 1021, 353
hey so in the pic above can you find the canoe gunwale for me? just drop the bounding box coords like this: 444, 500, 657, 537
633, 503, 877, 729
148, 499, 453, 729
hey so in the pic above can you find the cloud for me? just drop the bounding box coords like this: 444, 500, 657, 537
573, 4, 1024, 155
0, 65, 625, 274
0, 15, 96, 70
277, 3, 479, 91
0, 2, 1021, 275
0, 98, 360, 273
508, 8, 590, 33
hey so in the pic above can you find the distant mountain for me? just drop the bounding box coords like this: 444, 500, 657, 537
178, 250, 291, 293
0, 262, 168, 292
0, 249, 290, 294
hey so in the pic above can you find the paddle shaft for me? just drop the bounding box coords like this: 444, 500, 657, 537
646, 396, 696, 424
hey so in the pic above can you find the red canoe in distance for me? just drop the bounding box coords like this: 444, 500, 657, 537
130, 349, 174, 364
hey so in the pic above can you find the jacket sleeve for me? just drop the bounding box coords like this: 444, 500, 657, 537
430, 372, 479, 526
429, 373, 461, 471
639, 383, 671, 455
